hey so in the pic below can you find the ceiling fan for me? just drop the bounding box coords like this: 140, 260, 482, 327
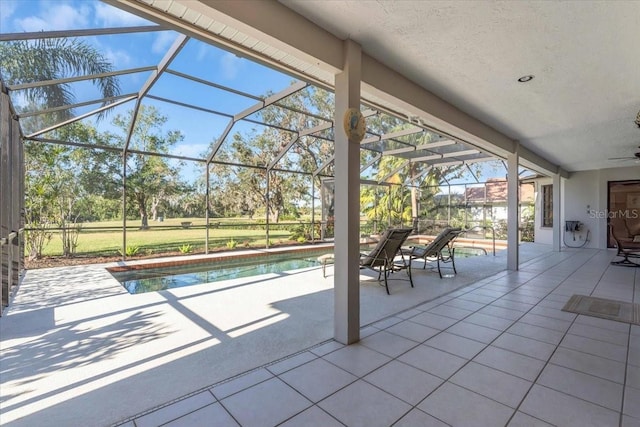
608, 112, 640, 163
608, 146, 640, 163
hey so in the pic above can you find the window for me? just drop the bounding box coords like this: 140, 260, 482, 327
541, 184, 553, 227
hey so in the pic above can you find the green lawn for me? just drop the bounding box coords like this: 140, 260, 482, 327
37, 217, 301, 257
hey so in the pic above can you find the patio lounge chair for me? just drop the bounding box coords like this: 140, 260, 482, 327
609, 224, 640, 267
409, 226, 463, 278
360, 227, 414, 295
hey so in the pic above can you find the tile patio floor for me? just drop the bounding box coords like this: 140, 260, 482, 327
115, 248, 639, 427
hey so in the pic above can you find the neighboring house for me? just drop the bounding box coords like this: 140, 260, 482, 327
463, 178, 535, 223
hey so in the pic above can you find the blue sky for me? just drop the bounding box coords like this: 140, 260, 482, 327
0, 0, 517, 185
0, 0, 297, 164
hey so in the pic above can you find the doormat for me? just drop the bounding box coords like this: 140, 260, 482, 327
562, 294, 640, 325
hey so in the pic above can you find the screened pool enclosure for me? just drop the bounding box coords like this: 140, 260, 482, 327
0, 2, 540, 311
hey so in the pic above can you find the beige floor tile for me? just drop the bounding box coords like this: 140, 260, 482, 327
507, 411, 554, 426
473, 345, 545, 381
424, 331, 487, 359
318, 380, 411, 427
135, 391, 216, 427
418, 382, 514, 427
550, 346, 626, 384
221, 378, 311, 427
278, 406, 343, 427
493, 332, 556, 361
398, 344, 467, 379
446, 320, 503, 344
520, 385, 619, 427
322, 343, 391, 377
560, 333, 628, 362
359, 330, 420, 358
538, 364, 623, 410
163, 402, 239, 427
393, 408, 449, 427
279, 358, 357, 402
364, 360, 443, 405
385, 319, 440, 343
450, 361, 532, 408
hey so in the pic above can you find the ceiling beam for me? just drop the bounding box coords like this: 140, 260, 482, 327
268, 121, 334, 170
378, 160, 410, 183
165, 69, 262, 101
0, 25, 167, 41
8, 66, 156, 91
17, 93, 137, 119
139, 0, 563, 177
233, 80, 307, 121
26, 95, 136, 138
314, 155, 335, 176
411, 149, 480, 163
170, 0, 344, 74
360, 153, 382, 173
123, 34, 189, 152
206, 80, 308, 163
414, 139, 457, 151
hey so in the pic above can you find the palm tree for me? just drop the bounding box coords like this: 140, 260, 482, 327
0, 38, 120, 123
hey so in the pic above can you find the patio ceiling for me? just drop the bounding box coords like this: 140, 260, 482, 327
106, 0, 640, 174
0, 9, 504, 187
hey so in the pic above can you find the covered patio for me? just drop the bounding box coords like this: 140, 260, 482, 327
1, 245, 638, 426
1, 1, 639, 426
1, 243, 552, 426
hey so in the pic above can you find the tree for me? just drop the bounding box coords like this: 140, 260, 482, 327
209, 85, 334, 222
2, 36, 121, 257
24, 121, 121, 257
111, 106, 186, 228
0, 38, 120, 124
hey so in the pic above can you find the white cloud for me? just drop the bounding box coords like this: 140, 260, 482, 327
0, 0, 18, 30
220, 52, 243, 80
151, 31, 178, 54
102, 47, 132, 68
94, 2, 150, 27
15, 2, 90, 32
175, 142, 210, 159
196, 44, 209, 62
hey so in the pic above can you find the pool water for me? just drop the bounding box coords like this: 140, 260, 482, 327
111, 253, 329, 294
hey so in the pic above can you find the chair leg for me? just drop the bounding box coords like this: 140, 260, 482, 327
436, 257, 443, 279
451, 253, 457, 274
383, 263, 390, 294
611, 252, 640, 267
407, 262, 413, 288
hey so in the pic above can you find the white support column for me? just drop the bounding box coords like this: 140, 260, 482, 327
333, 39, 361, 345
552, 173, 562, 251
507, 148, 519, 271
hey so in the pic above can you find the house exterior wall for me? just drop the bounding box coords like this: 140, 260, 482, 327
562, 166, 639, 249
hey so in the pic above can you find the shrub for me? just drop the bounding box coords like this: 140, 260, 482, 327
178, 244, 193, 254
119, 245, 140, 256
226, 239, 237, 249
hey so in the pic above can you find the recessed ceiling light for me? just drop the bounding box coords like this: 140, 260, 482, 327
517, 75, 534, 83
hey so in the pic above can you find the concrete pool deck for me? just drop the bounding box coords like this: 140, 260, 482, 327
1, 243, 556, 426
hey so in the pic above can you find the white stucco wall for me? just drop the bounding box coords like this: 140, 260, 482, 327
562, 166, 639, 249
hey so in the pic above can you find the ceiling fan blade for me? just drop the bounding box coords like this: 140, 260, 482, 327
607, 157, 635, 160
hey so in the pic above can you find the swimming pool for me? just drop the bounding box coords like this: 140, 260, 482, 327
110, 251, 331, 294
